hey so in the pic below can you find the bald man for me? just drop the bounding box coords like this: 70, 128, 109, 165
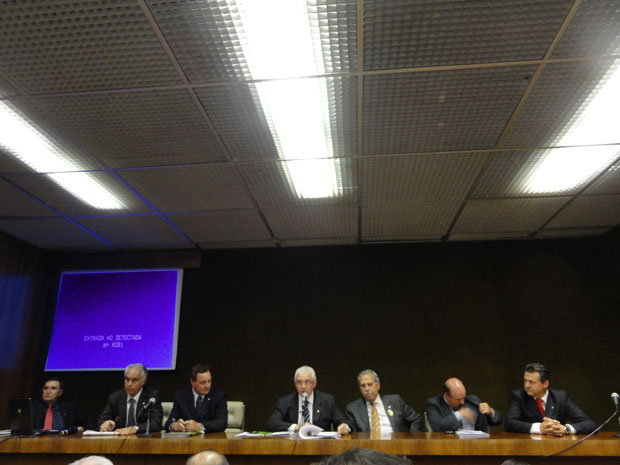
186, 450, 229, 465
425, 378, 502, 432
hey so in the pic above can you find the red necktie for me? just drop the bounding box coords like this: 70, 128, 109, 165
44, 404, 53, 430
536, 398, 545, 417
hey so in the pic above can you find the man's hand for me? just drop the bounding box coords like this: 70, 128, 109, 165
183, 420, 203, 432
337, 423, 351, 435
100, 420, 115, 432
458, 407, 475, 423
550, 421, 567, 436
479, 402, 493, 416
115, 426, 138, 435
170, 419, 186, 432
541, 417, 562, 435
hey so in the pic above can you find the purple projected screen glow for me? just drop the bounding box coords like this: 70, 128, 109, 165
45, 269, 182, 371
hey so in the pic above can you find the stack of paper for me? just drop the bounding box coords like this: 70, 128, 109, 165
455, 430, 490, 439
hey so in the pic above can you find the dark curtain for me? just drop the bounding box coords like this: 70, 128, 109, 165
0, 231, 49, 426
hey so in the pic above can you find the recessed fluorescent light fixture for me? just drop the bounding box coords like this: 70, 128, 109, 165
524, 63, 620, 194
233, 0, 343, 199
0, 101, 125, 209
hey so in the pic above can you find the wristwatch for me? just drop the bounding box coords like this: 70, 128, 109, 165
134, 425, 139, 433
564, 425, 569, 435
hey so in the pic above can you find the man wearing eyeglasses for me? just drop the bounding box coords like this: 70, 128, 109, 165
266, 365, 351, 434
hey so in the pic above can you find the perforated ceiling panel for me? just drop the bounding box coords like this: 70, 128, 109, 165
1, 0, 620, 251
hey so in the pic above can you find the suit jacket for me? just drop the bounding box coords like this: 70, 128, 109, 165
425, 394, 502, 432
32, 399, 94, 431
504, 388, 596, 434
96, 386, 163, 433
346, 394, 424, 433
266, 390, 349, 432
164, 387, 227, 432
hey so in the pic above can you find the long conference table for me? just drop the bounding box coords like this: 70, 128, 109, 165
1, 432, 620, 464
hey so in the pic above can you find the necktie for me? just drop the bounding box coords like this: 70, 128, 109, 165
302, 398, 311, 424
196, 396, 202, 410
536, 398, 545, 417
44, 404, 53, 430
127, 398, 136, 427
371, 402, 381, 437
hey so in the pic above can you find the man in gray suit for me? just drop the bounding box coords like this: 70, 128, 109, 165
346, 369, 423, 433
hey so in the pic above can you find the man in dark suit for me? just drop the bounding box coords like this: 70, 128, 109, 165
425, 377, 502, 432
97, 363, 163, 434
31, 378, 93, 432
505, 362, 596, 435
165, 363, 228, 432
346, 369, 423, 434
266, 365, 351, 434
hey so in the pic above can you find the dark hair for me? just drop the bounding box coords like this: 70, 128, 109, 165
442, 383, 450, 395
191, 364, 211, 381
525, 363, 549, 383
44, 378, 64, 390
320, 448, 412, 465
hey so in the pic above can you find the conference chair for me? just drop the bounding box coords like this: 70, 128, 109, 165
225, 401, 245, 433
161, 401, 173, 429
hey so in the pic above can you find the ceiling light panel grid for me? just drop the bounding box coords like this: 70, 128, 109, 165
362, 153, 488, 204
546, 194, 620, 228
362, 65, 537, 155
263, 205, 357, 239
166, 210, 271, 243
0, 0, 181, 93
238, 158, 357, 208
585, 162, 620, 194
32, 90, 228, 168
118, 165, 255, 212
362, 200, 463, 240
552, 0, 620, 58
453, 197, 571, 233
75, 215, 192, 249
0, 178, 58, 217
471, 149, 617, 198
362, 0, 573, 70
0, 217, 114, 251
501, 60, 619, 148
4, 172, 153, 217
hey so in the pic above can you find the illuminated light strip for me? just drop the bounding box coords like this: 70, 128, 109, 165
524, 64, 620, 193
0, 101, 125, 209
234, 0, 342, 199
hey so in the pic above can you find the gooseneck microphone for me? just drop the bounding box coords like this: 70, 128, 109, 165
611, 392, 619, 411
141, 397, 157, 412
58, 425, 77, 436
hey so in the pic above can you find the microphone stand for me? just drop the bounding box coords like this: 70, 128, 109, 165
614, 411, 620, 438
138, 408, 153, 437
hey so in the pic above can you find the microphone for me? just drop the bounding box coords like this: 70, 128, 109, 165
301, 392, 308, 405
59, 425, 78, 436
611, 392, 619, 410
142, 397, 157, 412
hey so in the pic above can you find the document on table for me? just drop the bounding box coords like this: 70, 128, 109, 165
82, 430, 119, 436
0, 429, 11, 436
235, 431, 267, 437
455, 430, 490, 439
299, 424, 340, 439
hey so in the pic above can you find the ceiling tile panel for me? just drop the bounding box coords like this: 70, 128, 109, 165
239, 159, 357, 208
453, 197, 570, 233
362, 153, 487, 203
0, 178, 57, 217
362, 66, 537, 155
0, 75, 20, 97
363, 0, 573, 70
535, 227, 612, 238
280, 237, 358, 247
449, 231, 528, 241
585, 162, 620, 194
502, 60, 620, 148
0, 217, 114, 251
5, 172, 153, 217
0, 0, 181, 93
263, 205, 357, 239
362, 200, 462, 240
200, 240, 276, 249
546, 195, 620, 228
166, 210, 271, 243
118, 165, 254, 212
553, 0, 620, 58
75, 215, 192, 249
31, 90, 228, 168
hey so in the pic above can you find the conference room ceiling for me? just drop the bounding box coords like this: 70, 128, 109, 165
1, 0, 620, 252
